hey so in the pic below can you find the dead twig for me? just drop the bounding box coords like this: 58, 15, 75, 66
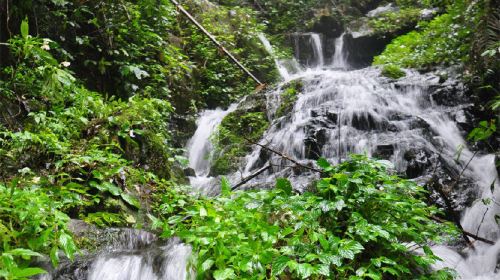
244, 137, 323, 173
231, 164, 271, 191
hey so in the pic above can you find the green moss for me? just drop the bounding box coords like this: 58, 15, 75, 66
211, 111, 269, 175
275, 80, 303, 118
381, 64, 406, 79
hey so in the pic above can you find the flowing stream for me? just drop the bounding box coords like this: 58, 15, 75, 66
187, 33, 500, 279
47, 32, 499, 279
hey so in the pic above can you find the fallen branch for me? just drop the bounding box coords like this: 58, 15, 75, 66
244, 137, 323, 173
430, 216, 495, 245
427, 177, 474, 248
169, 0, 264, 86
232, 164, 271, 191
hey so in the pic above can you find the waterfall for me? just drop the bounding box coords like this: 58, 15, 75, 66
55, 27, 499, 280
186, 104, 238, 194
186, 105, 237, 177
184, 33, 500, 279
258, 33, 302, 80
332, 32, 348, 69
309, 33, 324, 67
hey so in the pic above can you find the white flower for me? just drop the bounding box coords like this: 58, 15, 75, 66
61, 61, 71, 67
41, 39, 51, 50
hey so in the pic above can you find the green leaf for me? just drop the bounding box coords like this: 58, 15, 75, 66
317, 158, 331, 170
11, 267, 47, 278
276, 178, 292, 195
213, 268, 236, 280
201, 259, 214, 272
59, 232, 76, 260
6, 248, 43, 258
21, 18, 29, 39
199, 207, 208, 217
221, 177, 231, 196
91, 181, 121, 196
296, 263, 314, 279
272, 256, 289, 276
121, 193, 140, 208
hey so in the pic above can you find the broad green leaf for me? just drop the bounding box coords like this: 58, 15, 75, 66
59, 232, 76, 259
317, 157, 331, 169
296, 263, 314, 279
121, 193, 140, 208
6, 248, 43, 258
213, 268, 235, 280
221, 177, 231, 196
272, 256, 289, 276
11, 267, 47, 278
276, 178, 292, 195
21, 18, 29, 39
201, 259, 214, 272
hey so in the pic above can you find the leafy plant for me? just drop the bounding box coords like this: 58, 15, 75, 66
381, 64, 406, 79
0, 180, 77, 280
155, 155, 458, 279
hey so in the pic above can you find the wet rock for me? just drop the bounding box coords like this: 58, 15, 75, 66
429, 84, 467, 107
304, 128, 328, 160
183, 167, 196, 177
343, 32, 393, 68
351, 113, 377, 130
373, 144, 394, 159
311, 15, 344, 38
404, 149, 433, 179
288, 33, 325, 67
420, 8, 439, 20
68, 219, 98, 238
367, 3, 398, 17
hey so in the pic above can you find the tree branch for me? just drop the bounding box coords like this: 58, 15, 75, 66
232, 163, 271, 191
244, 137, 323, 173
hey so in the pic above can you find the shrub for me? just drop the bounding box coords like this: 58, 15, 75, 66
0, 180, 76, 279
155, 155, 458, 279
381, 64, 406, 79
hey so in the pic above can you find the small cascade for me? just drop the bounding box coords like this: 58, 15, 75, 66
258, 33, 297, 80
309, 33, 324, 67
187, 104, 237, 177
291, 32, 325, 68
39, 229, 192, 280
332, 32, 349, 69
186, 104, 238, 194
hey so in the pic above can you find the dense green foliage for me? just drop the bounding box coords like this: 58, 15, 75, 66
0, 0, 279, 274
0, 181, 76, 279
0, 0, 496, 279
154, 156, 457, 279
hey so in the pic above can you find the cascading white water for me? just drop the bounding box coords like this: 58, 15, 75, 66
332, 32, 348, 69
236, 34, 500, 278
56, 32, 498, 280
258, 33, 294, 80
186, 104, 238, 194
187, 104, 237, 177
87, 234, 192, 280
309, 33, 324, 67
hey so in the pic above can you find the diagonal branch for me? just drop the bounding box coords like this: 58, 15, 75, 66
244, 137, 323, 173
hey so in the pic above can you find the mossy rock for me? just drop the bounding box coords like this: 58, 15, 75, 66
210, 91, 270, 176
381, 64, 406, 79
275, 80, 304, 118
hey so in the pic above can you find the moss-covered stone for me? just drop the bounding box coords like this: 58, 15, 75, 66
381, 64, 406, 79
211, 111, 269, 175
276, 80, 303, 118
210, 91, 270, 175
